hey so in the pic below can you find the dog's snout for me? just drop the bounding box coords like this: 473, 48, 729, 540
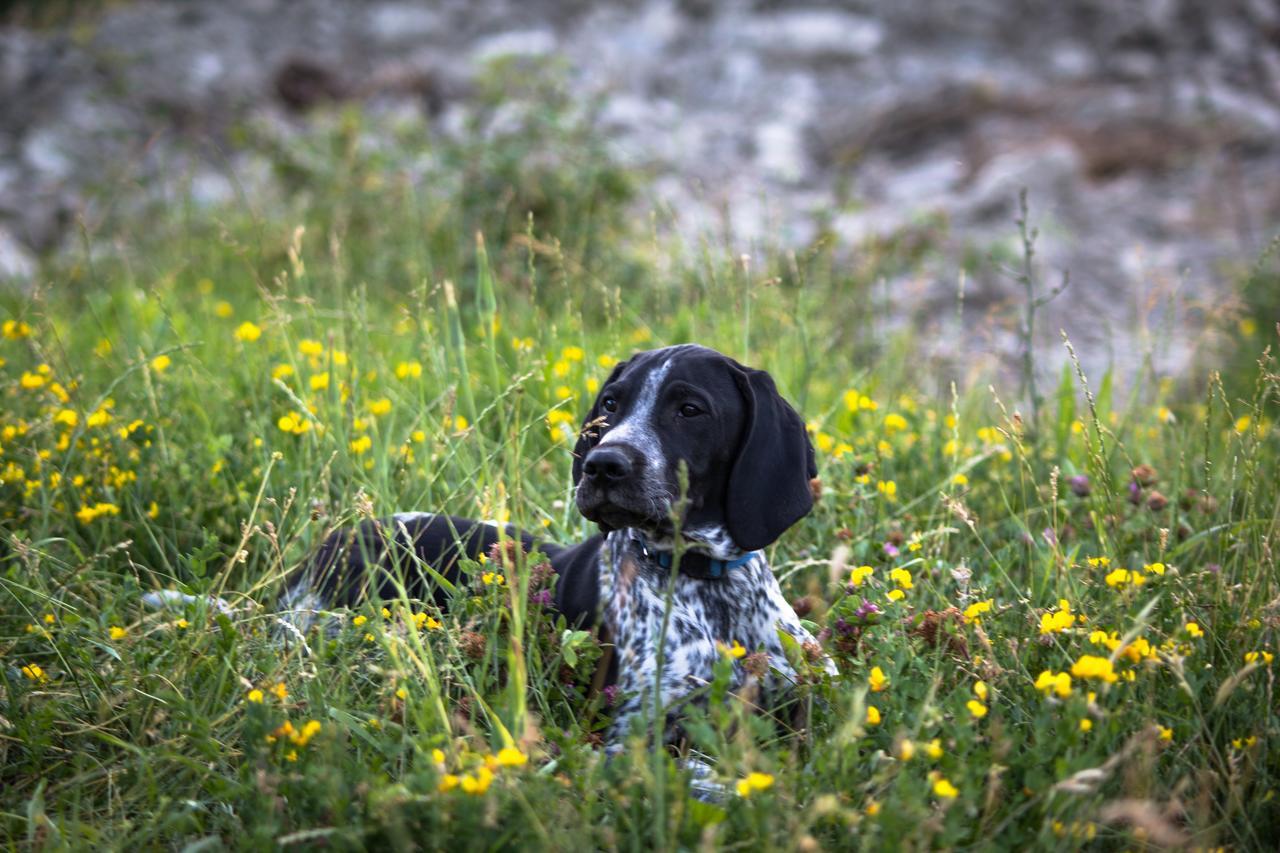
582, 446, 635, 483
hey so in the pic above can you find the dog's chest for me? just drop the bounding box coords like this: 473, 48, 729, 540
600, 534, 772, 646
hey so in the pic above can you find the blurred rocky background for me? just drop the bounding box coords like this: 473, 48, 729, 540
2, 0, 1278, 384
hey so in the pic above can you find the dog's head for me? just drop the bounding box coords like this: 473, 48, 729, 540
572, 344, 816, 552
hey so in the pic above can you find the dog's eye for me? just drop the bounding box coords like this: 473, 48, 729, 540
678, 403, 703, 418
601, 396, 619, 413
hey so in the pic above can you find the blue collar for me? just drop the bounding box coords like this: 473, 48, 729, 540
634, 537, 757, 580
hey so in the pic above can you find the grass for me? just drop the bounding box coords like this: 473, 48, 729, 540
1, 86, 1278, 849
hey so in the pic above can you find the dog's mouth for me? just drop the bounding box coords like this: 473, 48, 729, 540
576, 489, 672, 533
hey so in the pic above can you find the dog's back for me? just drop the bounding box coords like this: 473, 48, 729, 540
279, 513, 604, 628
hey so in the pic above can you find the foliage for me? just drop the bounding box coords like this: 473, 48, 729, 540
1, 102, 1277, 850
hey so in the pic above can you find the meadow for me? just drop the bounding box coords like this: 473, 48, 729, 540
1, 94, 1278, 850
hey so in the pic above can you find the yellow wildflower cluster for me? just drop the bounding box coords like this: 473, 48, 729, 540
1039, 599, 1079, 635
735, 771, 775, 798
963, 599, 993, 624
437, 746, 529, 795
1035, 670, 1073, 698
76, 501, 121, 524
850, 565, 874, 586
1070, 655, 1118, 683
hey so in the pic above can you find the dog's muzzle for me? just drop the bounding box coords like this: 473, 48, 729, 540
576, 444, 668, 530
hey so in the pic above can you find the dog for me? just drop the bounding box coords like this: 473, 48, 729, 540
152, 344, 831, 751
274, 343, 831, 746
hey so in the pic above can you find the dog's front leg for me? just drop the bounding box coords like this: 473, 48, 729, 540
605, 594, 725, 750
749, 566, 839, 679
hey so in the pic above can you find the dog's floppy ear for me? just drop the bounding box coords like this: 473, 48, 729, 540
572, 358, 630, 486
726, 367, 817, 551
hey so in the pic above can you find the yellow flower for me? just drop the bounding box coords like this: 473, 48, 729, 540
369, 397, 392, 416
562, 345, 585, 362
1234, 415, 1252, 435
1144, 562, 1166, 576
213, 300, 234, 318
1035, 670, 1073, 698
720, 640, 747, 659
1120, 637, 1157, 663
277, 412, 311, 435
883, 413, 908, 433
271, 682, 288, 701
452, 415, 469, 431
876, 480, 897, 500
150, 354, 172, 372
866, 705, 881, 725
291, 720, 322, 747
850, 565, 874, 586
20, 370, 46, 389
21, 663, 48, 683
234, 321, 262, 342
1105, 568, 1145, 589
1040, 599, 1075, 634
973, 680, 988, 701
869, 666, 889, 692
966, 700, 988, 719
247, 689, 265, 704
1244, 651, 1274, 665
1185, 622, 1204, 638
395, 360, 422, 379
951, 473, 969, 486
496, 747, 528, 767
1158, 726, 1173, 742
460, 766, 494, 795
865, 801, 882, 817
925, 738, 944, 759
1070, 655, 1118, 683
272, 363, 294, 379
437, 774, 460, 793
886, 589, 905, 602
352, 614, 368, 627
310, 372, 331, 391
3, 319, 32, 339
481, 571, 506, 586
888, 568, 913, 590
175, 618, 189, 629
1079, 718, 1093, 732
897, 739, 915, 761
735, 772, 775, 797
54, 408, 78, 428
963, 599, 993, 624
933, 777, 959, 799
107, 625, 127, 640
349, 435, 372, 455
1086, 556, 1111, 569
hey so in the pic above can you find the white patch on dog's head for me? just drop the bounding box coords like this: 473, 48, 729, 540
596, 356, 673, 479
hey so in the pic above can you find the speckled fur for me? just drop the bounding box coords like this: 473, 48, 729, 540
600, 529, 834, 748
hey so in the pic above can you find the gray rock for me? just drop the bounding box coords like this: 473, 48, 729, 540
0, 226, 36, 283
745, 10, 884, 62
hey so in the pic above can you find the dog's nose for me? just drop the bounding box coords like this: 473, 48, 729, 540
582, 446, 634, 483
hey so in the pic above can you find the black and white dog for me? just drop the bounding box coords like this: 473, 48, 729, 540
158, 344, 832, 745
